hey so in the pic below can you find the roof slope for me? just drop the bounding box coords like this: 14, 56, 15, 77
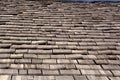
0, 0, 120, 80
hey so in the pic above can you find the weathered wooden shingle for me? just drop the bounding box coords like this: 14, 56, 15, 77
0, 75, 11, 80
56, 76, 74, 80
